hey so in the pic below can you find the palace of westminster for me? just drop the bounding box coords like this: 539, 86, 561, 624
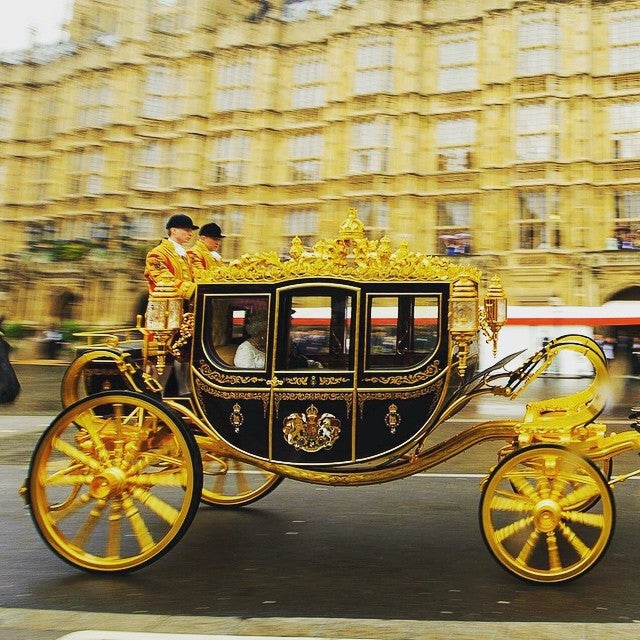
0, 0, 639, 330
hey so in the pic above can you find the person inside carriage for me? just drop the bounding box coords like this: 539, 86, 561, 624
234, 315, 267, 369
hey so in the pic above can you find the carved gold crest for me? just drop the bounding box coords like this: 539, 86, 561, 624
283, 404, 341, 452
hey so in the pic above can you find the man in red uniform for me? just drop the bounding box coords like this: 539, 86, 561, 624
187, 222, 224, 279
144, 214, 199, 300
144, 214, 199, 395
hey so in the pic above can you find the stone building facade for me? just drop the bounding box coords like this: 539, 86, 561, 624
0, 0, 639, 330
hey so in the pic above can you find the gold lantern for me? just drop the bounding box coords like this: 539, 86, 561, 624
145, 277, 183, 375
480, 275, 508, 356
449, 276, 479, 377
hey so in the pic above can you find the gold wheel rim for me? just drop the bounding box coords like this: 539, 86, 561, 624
29, 393, 199, 572
480, 445, 614, 583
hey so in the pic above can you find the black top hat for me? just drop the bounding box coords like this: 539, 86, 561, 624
166, 214, 199, 230
200, 222, 225, 238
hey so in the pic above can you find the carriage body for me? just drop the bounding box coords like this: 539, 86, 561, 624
20, 212, 640, 582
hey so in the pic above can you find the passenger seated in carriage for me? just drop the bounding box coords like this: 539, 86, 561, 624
234, 316, 267, 369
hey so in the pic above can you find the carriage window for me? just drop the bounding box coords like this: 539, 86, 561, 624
278, 292, 354, 370
367, 295, 440, 369
205, 295, 269, 369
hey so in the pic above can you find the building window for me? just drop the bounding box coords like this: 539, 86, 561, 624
516, 102, 558, 162
216, 57, 255, 112
611, 102, 640, 159
0, 90, 18, 141
135, 139, 175, 189
77, 80, 111, 128
436, 118, 476, 170
614, 191, 640, 249
436, 200, 472, 254
283, 208, 318, 253
350, 199, 389, 237
208, 134, 250, 184
129, 214, 155, 241
149, 0, 188, 33
288, 132, 322, 182
283, 0, 353, 21
438, 31, 478, 93
67, 148, 104, 196
91, 221, 110, 246
207, 208, 244, 258
354, 35, 394, 95
610, 8, 640, 74
142, 65, 184, 120
517, 190, 560, 249
349, 119, 391, 174
291, 54, 327, 109
28, 157, 50, 202
517, 10, 559, 76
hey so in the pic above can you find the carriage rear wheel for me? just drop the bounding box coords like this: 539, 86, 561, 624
198, 446, 283, 507
27, 391, 202, 573
479, 444, 614, 583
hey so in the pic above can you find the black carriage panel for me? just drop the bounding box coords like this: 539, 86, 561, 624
355, 283, 450, 460
270, 282, 359, 464
191, 284, 276, 459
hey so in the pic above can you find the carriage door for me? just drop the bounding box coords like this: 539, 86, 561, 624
269, 285, 358, 465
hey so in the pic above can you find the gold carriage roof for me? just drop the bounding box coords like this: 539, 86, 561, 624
198, 209, 482, 285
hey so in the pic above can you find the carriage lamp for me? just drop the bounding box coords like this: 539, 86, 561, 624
145, 277, 183, 375
449, 276, 479, 376
480, 275, 507, 357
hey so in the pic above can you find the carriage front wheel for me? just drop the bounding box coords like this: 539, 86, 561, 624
25, 391, 202, 573
479, 444, 614, 583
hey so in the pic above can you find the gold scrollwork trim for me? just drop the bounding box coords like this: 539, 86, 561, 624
195, 379, 270, 416
198, 360, 264, 385
283, 376, 309, 385
364, 361, 440, 385
274, 391, 353, 420
319, 376, 350, 385
357, 379, 444, 418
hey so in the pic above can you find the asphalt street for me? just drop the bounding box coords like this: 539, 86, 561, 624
1, 364, 640, 640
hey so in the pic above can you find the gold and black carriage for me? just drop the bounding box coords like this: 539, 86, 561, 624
20, 211, 640, 583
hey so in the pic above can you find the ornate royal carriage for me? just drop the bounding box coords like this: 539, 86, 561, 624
20, 210, 640, 583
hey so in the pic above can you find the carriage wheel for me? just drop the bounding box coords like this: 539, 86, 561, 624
479, 444, 614, 583
199, 449, 283, 507
27, 391, 202, 573
61, 352, 129, 408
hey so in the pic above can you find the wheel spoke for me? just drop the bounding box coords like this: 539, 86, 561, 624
72, 499, 107, 548
53, 439, 102, 472
563, 510, 606, 529
557, 521, 591, 558
515, 529, 540, 565
545, 532, 562, 571
490, 490, 533, 513
129, 487, 180, 526
494, 515, 534, 543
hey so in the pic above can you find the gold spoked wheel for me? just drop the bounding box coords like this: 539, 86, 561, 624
199, 448, 283, 507
27, 391, 202, 573
479, 444, 615, 583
